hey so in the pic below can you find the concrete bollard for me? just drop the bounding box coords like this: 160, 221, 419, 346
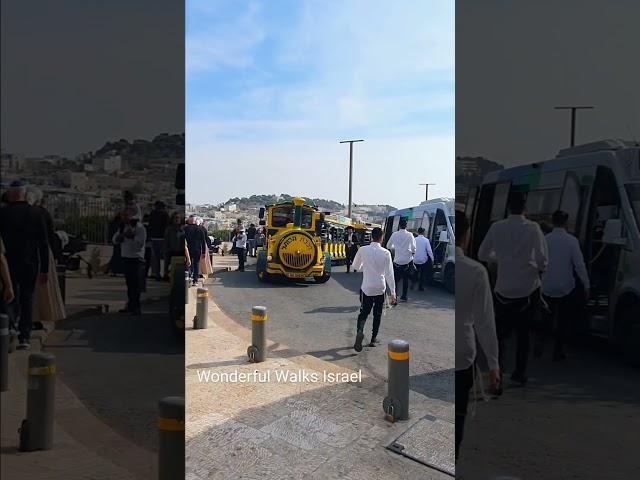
383, 339, 410, 422
19, 353, 56, 451
247, 306, 267, 362
1, 314, 9, 392
193, 288, 209, 329
158, 396, 184, 480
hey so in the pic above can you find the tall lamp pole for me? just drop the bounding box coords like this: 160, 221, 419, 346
554, 106, 594, 147
339, 139, 364, 218
419, 183, 436, 202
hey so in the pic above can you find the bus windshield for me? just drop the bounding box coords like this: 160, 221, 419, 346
626, 184, 640, 229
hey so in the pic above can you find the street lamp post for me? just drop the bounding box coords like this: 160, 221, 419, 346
339, 139, 364, 218
419, 183, 436, 202
554, 105, 594, 147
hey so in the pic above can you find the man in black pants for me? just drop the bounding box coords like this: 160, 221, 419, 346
344, 226, 359, 273
351, 227, 397, 351
113, 213, 147, 315
0, 181, 50, 349
478, 192, 547, 385
386, 218, 416, 302
184, 215, 206, 285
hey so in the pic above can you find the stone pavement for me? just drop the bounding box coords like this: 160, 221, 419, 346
185, 283, 454, 479
1, 272, 167, 479
0, 335, 145, 479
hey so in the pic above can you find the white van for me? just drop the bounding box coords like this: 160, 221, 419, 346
384, 198, 456, 292
466, 139, 640, 364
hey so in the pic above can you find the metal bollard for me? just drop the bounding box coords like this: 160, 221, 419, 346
158, 396, 184, 480
247, 306, 267, 362
1, 314, 9, 392
193, 287, 209, 329
19, 353, 56, 451
383, 339, 410, 422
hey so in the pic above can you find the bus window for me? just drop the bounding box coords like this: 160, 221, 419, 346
490, 182, 511, 221
525, 189, 561, 223
559, 172, 583, 234
432, 208, 449, 266
421, 212, 430, 232
465, 186, 478, 222
626, 184, 640, 229
392, 215, 400, 231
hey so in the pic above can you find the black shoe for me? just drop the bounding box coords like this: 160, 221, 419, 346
369, 337, 379, 347
510, 372, 528, 385
354, 331, 364, 352
130, 309, 142, 316
16, 340, 31, 350
119, 308, 131, 313
400, 296, 407, 302
418, 287, 425, 291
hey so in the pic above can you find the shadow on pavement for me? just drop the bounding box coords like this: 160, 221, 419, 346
409, 369, 455, 403
307, 346, 360, 362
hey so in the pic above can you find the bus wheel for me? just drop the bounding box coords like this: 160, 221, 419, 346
314, 272, 331, 284
444, 264, 455, 293
619, 302, 640, 367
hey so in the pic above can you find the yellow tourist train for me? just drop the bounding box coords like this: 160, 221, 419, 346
256, 197, 332, 283
321, 215, 381, 265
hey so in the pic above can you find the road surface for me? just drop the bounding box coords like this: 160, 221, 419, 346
208, 263, 455, 404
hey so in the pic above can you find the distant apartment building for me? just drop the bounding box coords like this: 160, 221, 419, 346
93, 154, 122, 173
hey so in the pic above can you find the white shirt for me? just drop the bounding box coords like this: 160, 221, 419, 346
414, 235, 434, 265
113, 224, 146, 260
352, 242, 396, 297
542, 228, 590, 297
456, 247, 499, 371
386, 229, 416, 266
478, 215, 548, 298
234, 233, 247, 249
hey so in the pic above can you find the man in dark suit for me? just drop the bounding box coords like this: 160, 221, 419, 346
345, 226, 359, 273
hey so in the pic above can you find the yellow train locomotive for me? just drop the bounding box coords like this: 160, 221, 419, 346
256, 197, 331, 283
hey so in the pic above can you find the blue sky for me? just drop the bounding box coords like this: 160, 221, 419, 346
186, 0, 454, 207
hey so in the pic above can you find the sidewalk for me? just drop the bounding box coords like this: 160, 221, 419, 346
185, 284, 454, 479
210, 252, 256, 274
1, 272, 168, 479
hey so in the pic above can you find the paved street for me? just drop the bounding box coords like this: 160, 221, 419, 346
457, 336, 640, 480
184, 255, 455, 478
208, 262, 455, 404
1, 273, 184, 479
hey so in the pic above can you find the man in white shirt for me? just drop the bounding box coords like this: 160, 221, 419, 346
478, 192, 547, 385
386, 218, 416, 302
411, 227, 434, 291
539, 210, 590, 360
455, 210, 500, 461
113, 212, 147, 315
351, 227, 397, 352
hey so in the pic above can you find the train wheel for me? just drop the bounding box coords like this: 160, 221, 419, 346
314, 272, 331, 284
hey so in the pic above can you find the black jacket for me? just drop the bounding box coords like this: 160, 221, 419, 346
184, 224, 206, 255
0, 202, 49, 273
